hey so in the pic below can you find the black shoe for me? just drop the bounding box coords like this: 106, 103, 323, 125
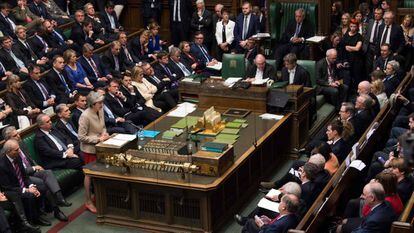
34, 216, 51, 226
57, 199, 72, 207
21, 221, 40, 233
54, 209, 68, 222
234, 214, 247, 226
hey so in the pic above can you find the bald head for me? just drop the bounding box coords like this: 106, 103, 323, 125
2, 139, 19, 159
358, 81, 371, 95
326, 49, 337, 64
362, 182, 385, 207
255, 54, 266, 71
280, 193, 300, 214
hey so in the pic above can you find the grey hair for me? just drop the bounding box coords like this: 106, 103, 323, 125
84, 3, 94, 12
326, 48, 337, 57
87, 91, 104, 107
309, 153, 326, 170
367, 182, 386, 202
341, 102, 355, 116
281, 182, 302, 198
169, 47, 181, 56
281, 194, 300, 213
2, 139, 19, 155
283, 53, 297, 65
55, 103, 67, 115
295, 8, 305, 16
36, 114, 48, 126
195, 0, 204, 4
388, 60, 400, 72
2, 126, 16, 140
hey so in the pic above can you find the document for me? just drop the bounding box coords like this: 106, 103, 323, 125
112, 134, 136, 141
167, 104, 197, 117
42, 106, 55, 116
101, 138, 128, 147
257, 197, 280, 213
259, 113, 284, 120
349, 160, 366, 171
252, 78, 269, 85
306, 36, 326, 43
224, 77, 242, 87
265, 189, 282, 199
207, 62, 222, 71
252, 33, 271, 38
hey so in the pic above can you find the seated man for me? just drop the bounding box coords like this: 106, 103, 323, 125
274, 8, 313, 70
354, 94, 375, 138
383, 60, 401, 97
153, 51, 179, 89
100, 1, 123, 35
168, 47, 194, 80
245, 54, 276, 82
374, 43, 394, 71
12, 0, 43, 33
28, 0, 52, 21
101, 40, 126, 79
2, 126, 72, 207
55, 104, 80, 153
316, 49, 348, 110
78, 43, 111, 88
241, 194, 300, 233
41, 19, 77, 54
244, 39, 258, 65
280, 53, 311, 87
325, 121, 350, 163
357, 81, 380, 115
190, 31, 219, 68
71, 93, 87, 130
0, 36, 29, 77
0, 3, 18, 39
34, 114, 83, 170
96, 87, 137, 134
23, 65, 56, 110
70, 19, 105, 49
46, 55, 76, 104
117, 32, 137, 68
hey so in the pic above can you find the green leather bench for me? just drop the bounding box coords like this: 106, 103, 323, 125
404, 0, 414, 8
22, 133, 83, 194
222, 54, 246, 79
269, 2, 318, 41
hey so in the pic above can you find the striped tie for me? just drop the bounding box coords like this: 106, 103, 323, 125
13, 160, 25, 189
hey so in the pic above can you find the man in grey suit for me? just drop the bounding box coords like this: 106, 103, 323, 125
2, 126, 72, 208
363, 7, 384, 75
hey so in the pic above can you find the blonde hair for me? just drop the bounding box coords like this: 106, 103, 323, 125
371, 79, 385, 95
6, 75, 20, 93
131, 66, 144, 82
63, 49, 77, 64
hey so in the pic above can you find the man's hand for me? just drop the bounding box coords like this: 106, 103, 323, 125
98, 77, 108, 82
33, 165, 44, 171
28, 186, 40, 197
5, 71, 12, 77
66, 39, 74, 45
65, 148, 74, 157
0, 192, 7, 201
191, 63, 197, 69
95, 39, 105, 45
115, 117, 125, 123
20, 67, 29, 74
46, 98, 55, 106
239, 40, 247, 48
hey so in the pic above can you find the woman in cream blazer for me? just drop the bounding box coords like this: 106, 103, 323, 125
131, 66, 163, 112
215, 9, 235, 60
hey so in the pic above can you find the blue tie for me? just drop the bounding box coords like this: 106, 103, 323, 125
104, 105, 115, 119
66, 122, 78, 137
54, 31, 65, 45
58, 72, 70, 93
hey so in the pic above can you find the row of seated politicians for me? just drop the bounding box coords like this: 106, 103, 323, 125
234, 94, 414, 232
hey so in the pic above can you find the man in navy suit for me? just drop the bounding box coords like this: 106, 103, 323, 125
351, 182, 397, 233
280, 53, 311, 87
241, 194, 299, 233
23, 65, 56, 110
190, 31, 219, 67
376, 11, 405, 56
190, 0, 213, 50
168, 0, 193, 46
28, 0, 51, 20
234, 1, 260, 53
374, 43, 393, 71
275, 8, 314, 70
78, 43, 110, 87
0, 3, 18, 39
46, 56, 76, 104
100, 2, 123, 35
326, 121, 350, 163
168, 47, 193, 79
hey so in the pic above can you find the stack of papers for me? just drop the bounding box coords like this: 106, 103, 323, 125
257, 197, 280, 213
102, 133, 136, 147
259, 113, 284, 120
207, 62, 222, 71
306, 36, 326, 43
252, 33, 271, 38
252, 78, 269, 85
265, 189, 282, 199
216, 133, 239, 141
167, 102, 197, 117
221, 128, 240, 135
224, 77, 242, 87
162, 130, 180, 140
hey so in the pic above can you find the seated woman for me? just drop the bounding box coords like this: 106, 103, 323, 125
148, 22, 166, 54
130, 30, 156, 62
5, 75, 40, 129
371, 79, 388, 108
389, 158, 414, 204
130, 66, 163, 112
179, 41, 205, 73
63, 49, 94, 95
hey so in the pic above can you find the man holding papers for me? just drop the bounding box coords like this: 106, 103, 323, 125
245, 54, 276, 83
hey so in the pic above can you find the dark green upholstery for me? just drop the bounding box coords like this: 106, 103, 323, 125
404, 0, 414, 7
63, 29, 72, 39
297, 60, 316, 88
269, 2, 318, 41
22, 133, 83, 193
222, 54, 246, 79
266, 59, 277, 69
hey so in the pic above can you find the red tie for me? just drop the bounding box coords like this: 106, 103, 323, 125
269, 214, 281, 225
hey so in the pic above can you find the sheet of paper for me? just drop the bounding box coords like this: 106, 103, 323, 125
306, 36, 326, 43
167, 104, 197, 117
42, 106, 55, 116
257, 197, 280, 213
349, 160, 366, 171
207, 62, 222, 71
252, 33, 271, 38
265, 189, 282, 198
352, 142, 359, 159
252, 78, 269, 85
224, 77, 242, 87
101, 138, 127, 147
259, 113, 284, 120
112, 134, 136, 141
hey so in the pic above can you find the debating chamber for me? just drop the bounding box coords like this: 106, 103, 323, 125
0, 0, 413, 232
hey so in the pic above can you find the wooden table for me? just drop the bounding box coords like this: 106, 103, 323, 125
84, 109, 293, 232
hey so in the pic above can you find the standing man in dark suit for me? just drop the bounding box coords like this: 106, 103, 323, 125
34, 114, 83, 170
351, 182, 397, 233
71, 94, 87, 130
101, 41, 126, 79
168, 47, 193, 79
23, 65, 56, 110
46, 56, 76, 104
168, 0, 193, 46
241, 194, 299, 233
55, 104, 80, 153
142, 0, 162, 27
245, 54, 276, 81
363, 7, 384, 74
78, 43, 110, 88
190, 0, 213, 51
376, 11, 405, 56
234, 1, 260, 53
275, 8, 314, 70
280, 53, 311, 87
0, 3, 17, 39
316, 49, 348, 110
2, 126, 72, 208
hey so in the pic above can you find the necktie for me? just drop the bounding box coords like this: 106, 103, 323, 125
177, 62, 191, 76
104, 105, 115, 119
17, 91, 27, 104
37, 35, 48, 52
222, 23, 227, 43
108, 14, 116, 29
123, 46, 133, 63
54, 31, 65, 45
13, 160, 26, 189
25, 42, 37, 60
88, 57, 100, 78
199, 45, 210, 62
36, 81, 49, 99
0, 61, 5, 75
381, 25, 390, 46
5, 17, 16, 30
114, 55, 120, 71
37, 5, 43, 17
50, 131, 67, 151
58, 72, 71, 93
243, 15, 248, 40
152, 75, 161, 84
269, 214, 281, 225
163, 65, 172, 76
294, 23, 301, 37
66, 122, 78, 137
19, 150, 31, 168
9, 50, 25, 69
372, 21, 379, 43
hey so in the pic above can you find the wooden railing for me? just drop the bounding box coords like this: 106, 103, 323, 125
390, 191, 414, 233
289, 66, 414, 233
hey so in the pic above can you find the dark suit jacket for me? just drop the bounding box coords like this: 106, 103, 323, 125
301, 181, 318, 209
70, 25, 96, 48
363, 19, 383, 53
128, 37, 151, 63
119, 84, 146, 107
281, 65, 312, 87
55, 119, 80, 151
352, 202, 397, 233
234, 13, 260, 43
383, 75, 400, 97
28, 2, 51, 19
314, 169, 331, 193
34, 128, 74, 169
245, 63, 276, 81
45, 68, 74, 104
398, 177, 413, 204
22, 78, 54, 109
145, 74, 168, 95
280, 19, 314, 44
143, 0, 162, 17
354, 109, 374, 138
100, 10, 121, 34
190, 43, 212, 65
259, 214, 299, 233
0, 13, 17, 38
168, 0, 192, 24
376, 23, 405, 54
104, 93, 132, 118
0, 48, 24, 74
167, 59, 193, 79
78, 55, 108, 84
190, 9, 213, 43
20, 143, 39, 175
331, 138, 349, 163
374, 55, 393, 71
28, 35, 49, 59
5, 90, 36, 117
12, 40, 38, 66
153, 62, 175, 80
180, 52, 205, 72
316, 58, 339, 87
71, 108, 83, 130
245, 47, 258, 65
101, 50, 126, 78
0, 155, 30, 193
43, 29, 69, 49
